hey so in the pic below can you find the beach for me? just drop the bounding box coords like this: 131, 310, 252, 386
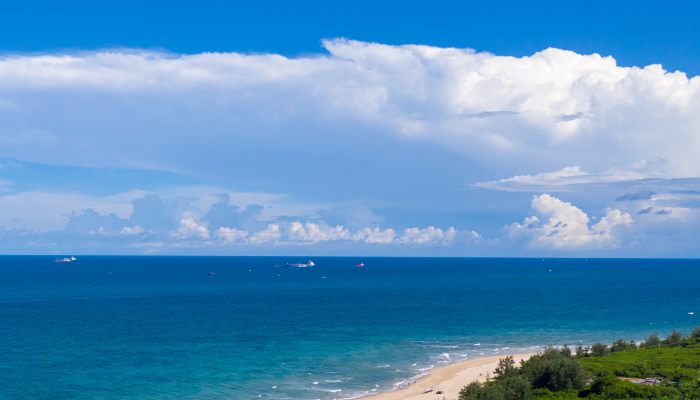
363, 353, 536, 400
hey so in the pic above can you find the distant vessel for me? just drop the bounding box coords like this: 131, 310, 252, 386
689, 312, 695, 316
54, 256, 77, 263
356, 262, 365, 268
208, 272, 216, 276
285, 260, 316, 268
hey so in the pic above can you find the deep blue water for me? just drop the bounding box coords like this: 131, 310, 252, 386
1, 256, 699, 399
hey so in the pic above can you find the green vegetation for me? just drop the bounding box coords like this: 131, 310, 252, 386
458, 329, 700, 400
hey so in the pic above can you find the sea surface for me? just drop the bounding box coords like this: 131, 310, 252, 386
1, 256, 699, 399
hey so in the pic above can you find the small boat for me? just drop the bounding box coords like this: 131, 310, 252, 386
55, 256, 77, 263
208, 272, 216, 276
285, 260, 316, 268
689, 312, 695, 316
356, 262, 365, 268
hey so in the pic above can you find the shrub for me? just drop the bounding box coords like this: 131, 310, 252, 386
520, 348, 585, 391
610, 339, 635, 353
590, 342, 608, 357
459, 381, 506, 400
642, 333, 661, 348
663, 331, 684, 347
589, 375, 681, 399
459, 381, 484, 400
499, 375, 531, 400
560, 345, 571, 357
690, 327, 700, 338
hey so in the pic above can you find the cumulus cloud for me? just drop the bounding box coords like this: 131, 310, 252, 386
161, 219, 466, 248
212, 222, 462, 246
398, 226, 457, 245
215, 227, 249, 243
171, 216, 210, 240
507, 194, 632, 249
286, 222, 351, 244
352, 227, 397, 244
249, 224, 282, 245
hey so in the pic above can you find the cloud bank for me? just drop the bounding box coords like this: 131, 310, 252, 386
1, 39, 699, 181
0, 40, 699, 254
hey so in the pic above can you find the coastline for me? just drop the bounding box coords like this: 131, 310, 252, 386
361, 352, 536, 400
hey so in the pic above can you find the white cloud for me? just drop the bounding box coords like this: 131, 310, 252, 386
249, 223, 282, 245
468, 230, 482, 240
286, 222, 351, 244
171, 216, 209, 240
215, 226, 249, 243
352, 227, 397, 244
172, 221, 464, 247
2, 41, 699, 255
399, 226, 457, 245
2, 41, 700, 183
120, 225, 146, 236
507, 194, 632, 249
89, 226, 110, 236
474, 165, 656, 192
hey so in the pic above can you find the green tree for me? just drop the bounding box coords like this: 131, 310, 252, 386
520, 348, 585, 391
459, 381, 506, 400
590, 342, 608, 357
499, 375, 530, 400
690, 326, 700, 338
493, 356, 517, 380
610, 339, 634, 353
560, 345, 571, 357
663, 330, 683, 347
643, 333, 661, 348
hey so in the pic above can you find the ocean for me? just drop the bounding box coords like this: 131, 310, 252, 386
1, 256, 698, 399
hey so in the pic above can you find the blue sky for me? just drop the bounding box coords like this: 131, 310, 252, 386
1, 1, 699, 256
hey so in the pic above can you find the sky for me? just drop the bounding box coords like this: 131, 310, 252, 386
1, 0, 699, 256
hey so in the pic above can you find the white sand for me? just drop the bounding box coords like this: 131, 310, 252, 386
361, 353, 535, 400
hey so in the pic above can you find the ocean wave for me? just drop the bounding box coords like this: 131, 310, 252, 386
337, 391, 371, 400
393, 371, 429, 390
434, 352, 451, 362
426, 344, 460, 349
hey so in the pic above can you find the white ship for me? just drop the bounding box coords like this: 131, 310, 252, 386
285, 260, 316, 268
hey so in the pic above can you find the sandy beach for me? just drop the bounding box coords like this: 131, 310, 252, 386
362, 353, 536, 400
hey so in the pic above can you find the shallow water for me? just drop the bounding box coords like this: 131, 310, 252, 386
1, 256, 698, 399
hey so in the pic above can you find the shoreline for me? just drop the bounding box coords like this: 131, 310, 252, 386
360, 352, 536, 400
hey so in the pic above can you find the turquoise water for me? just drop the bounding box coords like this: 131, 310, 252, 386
1, 256, 699, 399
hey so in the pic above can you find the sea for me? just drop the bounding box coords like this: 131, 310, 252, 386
1, 256, 698, 399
